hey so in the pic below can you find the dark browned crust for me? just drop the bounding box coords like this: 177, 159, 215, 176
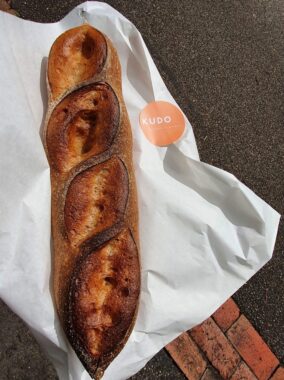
68, 229, 140, 378
48, 25, 107, 101
46, 83, 120, 173
64, 156, 129, 247
43, 24, 140, 380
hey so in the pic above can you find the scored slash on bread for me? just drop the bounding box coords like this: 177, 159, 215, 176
46, 83, 120, 173
42, 24, 140, 379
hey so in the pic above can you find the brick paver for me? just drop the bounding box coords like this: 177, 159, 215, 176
227, 315, 279, 380
230, 362, 257, 380
166, 332, 206, 380
201, 367, 222, 380
213, 299, 240, 332
270, 367, 284, 380
166, 298, 281, 380
191, 318, 240, 378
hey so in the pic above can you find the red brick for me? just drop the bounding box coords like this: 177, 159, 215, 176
270, 367, 284, 380
227, 315, 279, 380
231, 362, 257, 380
201, 367, 222, 380
166, 332, 206, 380
190, 318, 240, 378
213, 298, 240, 332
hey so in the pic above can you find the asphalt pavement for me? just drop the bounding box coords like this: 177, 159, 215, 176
0, 1, 283, 379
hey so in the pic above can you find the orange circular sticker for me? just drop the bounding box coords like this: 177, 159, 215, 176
139, 101, 185, 146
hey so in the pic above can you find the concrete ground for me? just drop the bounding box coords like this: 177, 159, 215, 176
0, 0, 283, 379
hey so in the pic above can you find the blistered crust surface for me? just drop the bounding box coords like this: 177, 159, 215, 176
70, 230, 139, 359
48, 25, 107, 100
46, 83, 120, 173
65, 157, 128, 247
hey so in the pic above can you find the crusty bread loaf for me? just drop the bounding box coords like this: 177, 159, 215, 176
43, 24, 140, 379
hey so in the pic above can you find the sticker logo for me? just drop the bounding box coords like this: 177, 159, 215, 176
139, 101, 185, 146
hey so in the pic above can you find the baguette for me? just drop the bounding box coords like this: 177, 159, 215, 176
43, 24, 140, 379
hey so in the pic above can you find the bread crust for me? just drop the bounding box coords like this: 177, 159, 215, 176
43, 25, 140, 379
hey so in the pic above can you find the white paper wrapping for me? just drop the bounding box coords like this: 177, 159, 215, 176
0, 2, 280, 380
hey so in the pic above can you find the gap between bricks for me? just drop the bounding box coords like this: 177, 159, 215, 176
166, 298, 283, 380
